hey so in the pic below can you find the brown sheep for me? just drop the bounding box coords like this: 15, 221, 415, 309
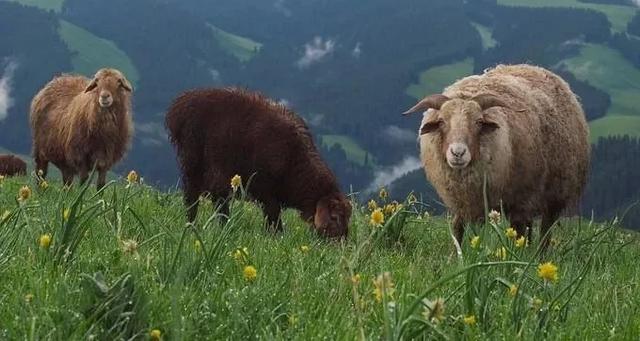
29, 68, 134, 189
402, 64, 590, 249
0, 154, 27, 177
165, 87, 352, 239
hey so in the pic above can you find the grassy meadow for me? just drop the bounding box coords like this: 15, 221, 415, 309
0, 172, 639, 340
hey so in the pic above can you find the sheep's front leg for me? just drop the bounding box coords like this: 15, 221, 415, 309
96, 168, 107, 190
452, 214, 465, 246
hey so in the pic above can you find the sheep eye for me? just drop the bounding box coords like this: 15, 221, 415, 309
420, 120, 442, 135
478, 120, 499, 133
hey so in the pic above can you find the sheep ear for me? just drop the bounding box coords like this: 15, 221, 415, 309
314, 199, 331, 230
471, 94, 508, 111
402, 94, 450, 116
120, 78, 133, 92
84, 79, 98, 93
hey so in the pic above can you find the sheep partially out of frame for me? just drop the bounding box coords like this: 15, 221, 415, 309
29, 68, 134, 189
0, 154, 26, 177
403, 64, 590, 249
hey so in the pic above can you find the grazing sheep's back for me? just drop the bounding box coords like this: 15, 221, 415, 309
166, 87, 351, 238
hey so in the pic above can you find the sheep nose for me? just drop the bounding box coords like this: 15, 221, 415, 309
450, 144, 467, 158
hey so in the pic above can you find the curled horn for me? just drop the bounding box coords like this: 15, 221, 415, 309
401, 94, 450, 116
471, 94, 508, 111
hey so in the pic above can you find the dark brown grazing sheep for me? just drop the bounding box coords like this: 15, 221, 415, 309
29, 68, 134, 188
165, 87, 352, 239
0, 154, 27, 177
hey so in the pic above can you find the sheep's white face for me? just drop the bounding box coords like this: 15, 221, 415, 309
84, 68, 133, 109
419, 99, 500, 170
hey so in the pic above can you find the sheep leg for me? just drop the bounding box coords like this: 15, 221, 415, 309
35, 155, 48, 179
96, 169, 107, 190
452, 214, 464, 246
79, 168, 89, 186
184, 179, 201, 223
262, 199, 283, 233
540, 210, 560, 251
61, 169, 74, 187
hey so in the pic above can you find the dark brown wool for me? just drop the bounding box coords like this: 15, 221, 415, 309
0, 154, 27, 177
165, 87, 351, 238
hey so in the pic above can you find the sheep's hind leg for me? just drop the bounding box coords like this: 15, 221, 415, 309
540, 209, 561, 252
61, 168, 74, 187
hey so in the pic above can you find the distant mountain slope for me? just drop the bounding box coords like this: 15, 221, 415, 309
497, 0, 637, 32
2, 0, 64, 12
58, 20, 139, 86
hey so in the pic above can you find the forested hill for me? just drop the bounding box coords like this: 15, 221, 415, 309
1, 0, 640, 228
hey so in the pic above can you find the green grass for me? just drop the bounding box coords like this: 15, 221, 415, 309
406, 58, 474, 100
1, 174, 639, 339
497, 0, 637, 33
560, 44, 640, 117
58, 20, 140, 88
471, 22, 498, 51
2, 0, 64, 12
589, 115, 640, 142
321, 134, 376, 167
208, 24, 262, 63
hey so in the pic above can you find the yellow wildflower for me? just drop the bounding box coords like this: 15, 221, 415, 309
488, 210, 501, 225
63, 208, 70, 222
231, 247, 249, 263
463, 315, 476, 326
367, 199, 378, 211
505, 227, 517, 239
39, 233, 51, 248
494, 246, 507, 260
531, 297, 543, 310
407, 193, 417, 205
379, 187, 388, 200
370, 208, 385, 227
243, 265, 257, 282
516, 236, 527, 248
351, 273, 361, 285
24, 293, 34, 303
121, 239, 138, 254
127, 170, 139, 184
537, 262, 558, 282
373, 272, 395, 303
149, 329, 161, 340
383, 203, 395, 216
470, 236, 480, 249
509, 284, 518, 297
194, 240, 202, 253
300, 245, 310, 253
18, 185, 31, 201
39, 180, 49, 190
422, 298, 445, 324
288, 314, 298, 326
230, 174, 242, 192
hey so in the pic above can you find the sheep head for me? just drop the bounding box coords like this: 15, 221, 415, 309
403, 94, 506, 169
314, 193, 352, 239
84, 68, 133, 109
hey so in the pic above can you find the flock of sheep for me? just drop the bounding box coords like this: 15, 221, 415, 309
0, 63, 589, 249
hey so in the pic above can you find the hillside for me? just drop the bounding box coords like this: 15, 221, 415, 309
0, 175, 639, 339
